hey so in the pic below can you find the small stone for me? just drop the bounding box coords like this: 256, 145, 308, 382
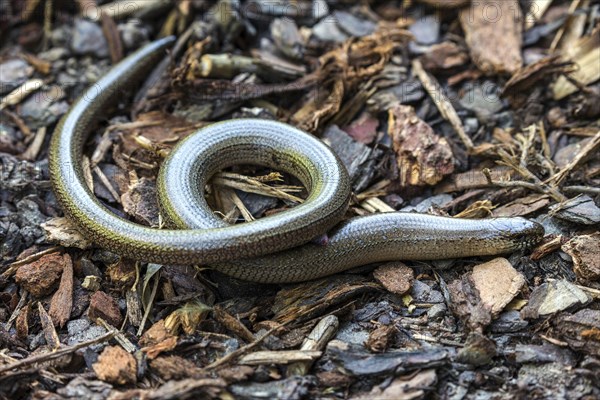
456, 332, 496, 366
427, 303, 447, 320
550, 195, 600, 225
118, 20, 150, 50
312, 16, 348, 42
15, 252, 65, 297
82, 276, 102, 291
93, 346, 137, 385
490, 310, 528, 333
71, 18, 109, 57
459, 83, 504, 123
67, 319, 107, 349
20, 88, 69, 129
0, 59, 33, 94
334, 11, 376, 37
89, 291, 123, 327
373, 262, 414, 295
410, 280, 444, 303
409, 15, 440, 45
521, 279, 591, 319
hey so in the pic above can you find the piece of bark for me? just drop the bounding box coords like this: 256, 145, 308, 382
15, 252, 65, 297
149, 355, 205, 380
388, 104, 454, 187
41, 217, 93, 249
365, 324, 396, 353
470, 258, 526, 317
322, 125, 383, 192
213, 305, 256, 343
355, 369, 437, 400
448, 274, 492, 331
16, 304, 29, 340
455, 331, 497, 366
555, 309, 600, 356
562, 233, 600, 282
342, 111, 379, 144
49, 253, 74, 328
88, 291, 123, 327
121, 177, 160, 227
492, 194, 551, 217
373, 262, 414, 295
521, 280, 591, 319
38, 302, 60, 350
420, 41, 469, 71
460, 0, 523, 74
239, 350, 322, 365
93, 345, 137, 385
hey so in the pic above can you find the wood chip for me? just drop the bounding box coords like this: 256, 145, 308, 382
459, 0, 523, 74
38, 301, 60, 350
471, 258, 526, 317
239, 350, 322, 365
412, 59, 474, 151
562, 233, 600, 282
93, 346, 137, 385
41, 217, 93, 249
89, 291, 123, 327
15, 251, 64, 297
49, 253, 74, 328
388, 104, 454, 187
373, 262, 415, 295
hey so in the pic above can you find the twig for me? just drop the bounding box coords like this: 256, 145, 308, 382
97, 318, 137, 353
0, 330, 116, 374
201, 324, 285, 371
547, 130, 600, 186
495, 149, 567, 202
412, 59, 474, 152
1, 246, 62, 279
482, 168, 545, 193
562, 185, 600, 195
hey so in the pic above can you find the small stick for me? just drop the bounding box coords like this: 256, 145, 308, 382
0, 330, 116, 374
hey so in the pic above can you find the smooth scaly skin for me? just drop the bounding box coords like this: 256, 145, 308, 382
49, 37, 545, 283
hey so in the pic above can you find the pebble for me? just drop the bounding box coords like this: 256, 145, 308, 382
71, 18, 109, 57
312, 16, 349, 42
20, 89, 69, 129
118, 20, 150, 50
427, 303, 447, 320
0, 59, 33, 95
410, 280, 444, 303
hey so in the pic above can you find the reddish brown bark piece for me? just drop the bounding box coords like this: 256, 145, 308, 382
49, 253, 74, 328
460, 0, 523, 75
89, 291, 123, 327
15, 252, 64, 297
388, 104, 454, 187
373, 262, 414, 295
140, 321, 178, 360
93, 345, 137, 385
